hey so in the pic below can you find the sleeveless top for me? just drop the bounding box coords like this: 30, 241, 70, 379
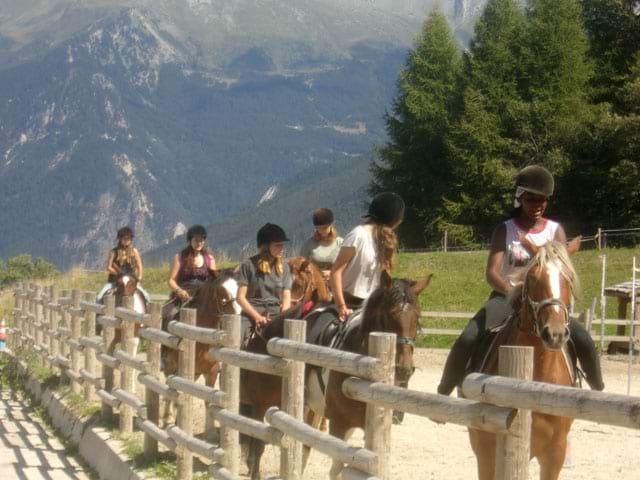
107, 248, 135, 283
176, 254, 214, 286
500, 218, 559, 286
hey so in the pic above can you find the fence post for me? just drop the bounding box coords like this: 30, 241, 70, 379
12, 284, 23, 352
144, 302, 162, 461
84, 291, 98, 402
119, 295, 135, 434
102, 295, 116, 422
443, 230, 448, 253
33, 285, 44, 367
494, 346, 533, 480
220, 314, 241, 475
364, 333, 396, 479
60, 289, 71, 368
70, 289, 83, 394
597, 227, 602, 250
50, 285, 60, 364
21, 283, 30, 354
177, 308, 196, 480
280, 319, 306, 479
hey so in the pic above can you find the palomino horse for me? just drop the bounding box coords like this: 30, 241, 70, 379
161, 270, 240, 426
240, 270, 431, 480
469, 237, 581, 480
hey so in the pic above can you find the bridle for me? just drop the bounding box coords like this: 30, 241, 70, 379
520, 274, 570, 338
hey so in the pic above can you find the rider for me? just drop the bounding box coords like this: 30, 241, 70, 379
331, 192, 405, 321
437, 165, 604, 395
236, 223, 292, 335
300, 208, 343, 277
163, 225, 217, 322
97, 226, 148, 302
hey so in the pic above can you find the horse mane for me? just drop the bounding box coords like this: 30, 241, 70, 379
191, 269, 237, 308
359, 277, 417, 338
507, 240, 579, 308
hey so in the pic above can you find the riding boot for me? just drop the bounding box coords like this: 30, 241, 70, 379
438, 334, 475, 395
569, 319, 605, 391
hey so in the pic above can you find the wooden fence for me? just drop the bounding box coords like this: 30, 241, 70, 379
7, 282, 640, 480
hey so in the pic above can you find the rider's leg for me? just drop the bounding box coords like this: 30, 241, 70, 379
569, 319, 604, 390
97, 283, 114, 302
437, 296, 513, 396
137, 285, 151, 303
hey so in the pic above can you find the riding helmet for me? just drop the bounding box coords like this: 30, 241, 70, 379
312, 208, 334, 227
117, 226, 134, 239
515, 165, 554, 197
364, 192, 405, 227
257, 223, 289, 247
186, 224, 207, 241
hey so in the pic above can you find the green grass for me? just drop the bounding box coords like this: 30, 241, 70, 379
395, 246, 640, 348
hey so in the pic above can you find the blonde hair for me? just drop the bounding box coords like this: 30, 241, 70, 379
370, 223, 398, 272
313, 225, 338, 243
256, 246, 284, 276
114, 244, 134, 267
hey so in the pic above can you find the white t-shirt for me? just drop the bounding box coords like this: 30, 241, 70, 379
500, 218, 559, 286
341, 225, 381, 299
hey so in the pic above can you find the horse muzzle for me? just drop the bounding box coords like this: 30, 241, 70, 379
540, 324, 570, 351
395, 364, 415, 383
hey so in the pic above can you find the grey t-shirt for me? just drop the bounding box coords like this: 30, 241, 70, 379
238, 255, 293, 311
300, 236, 344, 270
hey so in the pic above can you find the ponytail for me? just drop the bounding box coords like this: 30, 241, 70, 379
256, 246, 284, 276
370, 223, 398, 272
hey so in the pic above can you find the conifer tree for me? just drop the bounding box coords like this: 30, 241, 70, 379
371, 9, 462, 246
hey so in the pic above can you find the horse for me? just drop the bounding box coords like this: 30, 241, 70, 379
102, 272, 147, 355
287, 257, 332, 307
240, 270, 431, 480
161, 270, 240, 428
468, 237, 581, 480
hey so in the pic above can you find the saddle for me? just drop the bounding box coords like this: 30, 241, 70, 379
469, 315, 578, 387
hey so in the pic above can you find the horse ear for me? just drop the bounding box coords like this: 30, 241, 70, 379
566, 236, 581, 255
411, 274, 433, 297
380, 270, 393, 289
518, 233, 539, 256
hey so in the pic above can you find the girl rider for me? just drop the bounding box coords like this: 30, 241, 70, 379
236, 223, 292, 336
163, 225, 217, 323
98, 226, 148, 302
437, 165, 604, 395
331, 192, 405, 321
300, 208, 343, 279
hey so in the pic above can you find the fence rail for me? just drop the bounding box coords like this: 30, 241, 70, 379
7, 281, 640, 480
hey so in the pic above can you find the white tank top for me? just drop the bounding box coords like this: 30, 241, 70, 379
500, 218, 559, 286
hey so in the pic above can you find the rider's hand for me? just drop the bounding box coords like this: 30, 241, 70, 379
176, 289, 191, 301
338, 304, 352, 321
255, 315, 270, 327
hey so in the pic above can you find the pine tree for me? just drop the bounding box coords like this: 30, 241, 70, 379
371, 9, 462, 246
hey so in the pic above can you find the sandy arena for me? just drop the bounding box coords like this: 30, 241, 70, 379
239, 349, 640, 480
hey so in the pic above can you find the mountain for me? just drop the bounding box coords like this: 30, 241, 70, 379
0, 0, 485, 268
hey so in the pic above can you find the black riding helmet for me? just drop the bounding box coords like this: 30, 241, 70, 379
257, 223, 289, 247
364, 192, 405, 227
117, 226, 134, 239
186, 224, 207, 242
312, 208, 334, 226
515, 165, 554, 197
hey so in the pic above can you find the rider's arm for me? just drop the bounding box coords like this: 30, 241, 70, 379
236, 285, 268, 326
486, 223, 512, 296
280, 289, 291, 311
330, 245, 356, 320
106, 250, 119, 275
554, 224, 567, 243
133, 248, 143, 281
168, 254, 189, 299
208, 253, 217, 272
280, 263, 293, 311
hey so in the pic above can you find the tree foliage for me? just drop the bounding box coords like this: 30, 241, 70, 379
0, 254, 58, 288
372, 0, 640, 246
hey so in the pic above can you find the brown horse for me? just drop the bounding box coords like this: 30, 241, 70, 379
287, 257, 332, 307
240, 271, 431, 480
103, 273, 147, 354
469, 237, 581, 480
162, 270, 239, 426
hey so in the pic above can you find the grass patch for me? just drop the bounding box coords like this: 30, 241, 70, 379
58, 386, 101, 418
395, 246, 640, 348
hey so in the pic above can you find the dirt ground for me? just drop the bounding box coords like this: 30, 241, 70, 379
231, 349, 640, 480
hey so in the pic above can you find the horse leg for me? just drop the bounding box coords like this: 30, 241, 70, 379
469, 430, 496, 480
537, 440, 567, 480
328, 423, 354, 480
204, 363, 221, 443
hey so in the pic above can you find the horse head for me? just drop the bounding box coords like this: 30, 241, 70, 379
361, 270, 432, 384
190, 270, 240, 328
115, 273, 138, 298
287, 257, 332, 306
514, 236, 581, 351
